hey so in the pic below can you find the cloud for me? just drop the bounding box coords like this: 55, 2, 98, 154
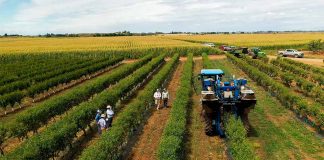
1, 0, 324, 34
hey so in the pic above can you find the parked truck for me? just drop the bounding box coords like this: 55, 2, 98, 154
278, 49, 304, 58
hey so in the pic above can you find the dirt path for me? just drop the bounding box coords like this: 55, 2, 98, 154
217, 58, 324, 160
186, 59, 228, 160
268, 55, 324, 67
126, 61, 184, 160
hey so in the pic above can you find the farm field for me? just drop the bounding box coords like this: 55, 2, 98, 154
164, 33, 324, 49
0, 35, 323, 160
0, 36, 199, 54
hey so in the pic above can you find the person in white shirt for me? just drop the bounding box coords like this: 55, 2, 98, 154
106, 105, 114, 129
162, 88, 169, 108
153, 89, 162, 110
224, 88, 233, 99
98, 114, 106, 135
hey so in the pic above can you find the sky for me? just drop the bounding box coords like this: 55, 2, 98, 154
0, 0, 324, 35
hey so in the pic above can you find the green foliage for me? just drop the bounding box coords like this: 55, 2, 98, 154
0, 54, 153, 147
308, 39, 323, 52
202, 52, 213, 68
157, 53, 193, 160
225, 116, 257, 160
0, 56, 123, 108
281, 57, 324, 76
242, 56, 324, 105
227, 54, 324, 130
79, 54, 180, 160
2, 54, 167, 159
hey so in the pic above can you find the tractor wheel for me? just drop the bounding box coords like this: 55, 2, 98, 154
240, 108, 251, 132
202, 109, 214, 136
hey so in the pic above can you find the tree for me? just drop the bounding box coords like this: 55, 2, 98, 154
308, 39, 323, 52
4, 33, 7, 37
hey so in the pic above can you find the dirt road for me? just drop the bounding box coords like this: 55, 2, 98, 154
127, 61, 184, 160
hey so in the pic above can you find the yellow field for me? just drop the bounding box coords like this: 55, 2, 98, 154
0, 36, 198, 54
1, 33, 324, 54
163, 33, 324, 47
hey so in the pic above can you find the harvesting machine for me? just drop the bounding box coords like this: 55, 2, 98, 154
199, 69, 256, 137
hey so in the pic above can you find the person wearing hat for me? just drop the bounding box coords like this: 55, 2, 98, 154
162, 88, 169, 108
98, 114, 106, 135
153, 89, 162, 110
106, 105, 114, 129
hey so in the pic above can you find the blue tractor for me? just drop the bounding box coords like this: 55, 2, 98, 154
199, 69, 256, 136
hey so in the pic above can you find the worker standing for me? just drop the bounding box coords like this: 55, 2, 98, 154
154, 89, 162, 110
95, 109, 101, 134
162, 88, 169, 108
106, 105, 114, 129
98, 114, 106, 135
95, 109, 101, 122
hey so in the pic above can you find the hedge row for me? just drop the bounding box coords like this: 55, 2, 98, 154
225, 116, 257, 160
79, 53, 180, 160
202, 52, 213, 68
0, 57, 100, 95
80, 54, 179, 159
271, 58, 324, 86
0, 56, 88, 86
157, 53, 193, 160
227, 54, 324, 130
0, 54, 153, 150
0, 56, 123, 108
241, 56, 324, 105
1, 53, 167, 159
281, 57, 324, 76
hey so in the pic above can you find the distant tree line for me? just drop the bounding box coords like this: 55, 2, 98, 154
1, 30, 324, 38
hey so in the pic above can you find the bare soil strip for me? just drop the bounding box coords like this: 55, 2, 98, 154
186, 59, 228, 160
0, 62, 123, 118
126, 61, 184, 160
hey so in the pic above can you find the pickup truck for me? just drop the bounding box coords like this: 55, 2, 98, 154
278, 49, 304, 58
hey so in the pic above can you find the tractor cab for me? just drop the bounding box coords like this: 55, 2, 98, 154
200, 69, 224, 101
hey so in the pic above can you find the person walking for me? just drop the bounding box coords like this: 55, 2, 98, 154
154, 89, 162, 110
106, 105, 114, 129
162, 88, 169, 108
98, 114, 106, 135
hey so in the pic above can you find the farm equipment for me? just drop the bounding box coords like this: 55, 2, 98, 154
250, 47, 266, 59
199, 69, 256, 137
228, 48, 242, 58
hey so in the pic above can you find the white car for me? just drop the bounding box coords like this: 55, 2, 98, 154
203, 43, 215, 47
278, 49, 304, 58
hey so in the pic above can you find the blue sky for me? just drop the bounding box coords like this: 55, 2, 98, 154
0, 0, 324, 35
